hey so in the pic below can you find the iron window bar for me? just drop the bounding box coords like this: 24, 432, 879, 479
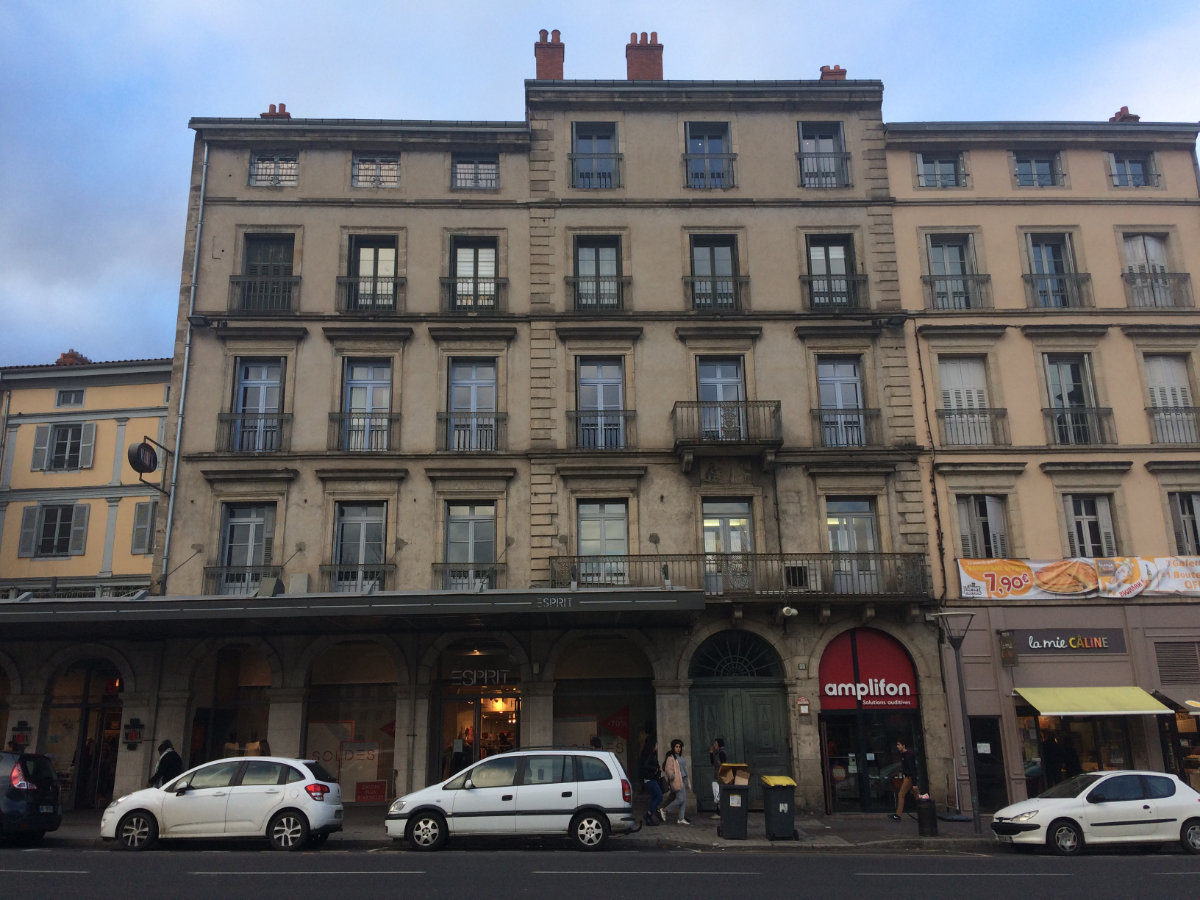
328, 413, 401, 452
436, 412, 508, 452
203, 566, 283, 596
682, 153, 737, 190
1146, 407, 1200, 445
1023, 273, 1093, 309
797, 152, 852, 188
452, 160, 499, 190
228, 275, 300, 313
217, 413, 293, 453
569, 153, 623, 189
351, 156, 399, 188
433, 563, 506, 591
936, 409, 1010, 446
921, 274, 993, 310
671, 401, 782, 445
566, 275, 630, 312
440, 277, 508, 314
1122, 272, 1193, 308
320, 564, 396, 593
800, 274, 869, 311
336, 276, 404, 313
567, 410, 637, 450
684, 275, 749, 313
811, 408, 884, 448
1042, 408, 1116, 446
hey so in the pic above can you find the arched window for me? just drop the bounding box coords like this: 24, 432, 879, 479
689, 631, 782, 679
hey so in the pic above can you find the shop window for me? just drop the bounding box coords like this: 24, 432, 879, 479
437, 641, 522, 783
1015, 709, 1132, 796
44, 660, 122, 811
189, 645, 271, 767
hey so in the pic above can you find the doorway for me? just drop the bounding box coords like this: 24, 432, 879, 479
437, 695, 520, 780
969, 716, 1009, 813
820, 711, 922, 813
43, 660, 123, 810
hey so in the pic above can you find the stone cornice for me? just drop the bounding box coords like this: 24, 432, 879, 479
423, 466, 517, 481
321, 326, 413, 343
214, 325, 309, 342
314, 467, 409, 481
201, 468, 299, 483
427, 326, 518, 343
1039, 461, 1133, 474
675, 325, 762, 343
554, 325, 644, 342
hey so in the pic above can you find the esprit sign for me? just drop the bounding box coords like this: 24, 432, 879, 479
818, 628, 918, 712
1015, 628, 1126, 656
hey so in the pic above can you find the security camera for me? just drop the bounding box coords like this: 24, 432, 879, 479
781, 606, 799, 618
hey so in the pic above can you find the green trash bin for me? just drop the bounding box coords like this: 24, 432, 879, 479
718, 783, 750, 840
761, 775, 797, 841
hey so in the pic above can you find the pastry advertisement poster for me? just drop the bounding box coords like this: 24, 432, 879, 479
958, 557, 1200, 600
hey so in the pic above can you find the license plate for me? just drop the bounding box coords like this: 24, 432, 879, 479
39, 805, 54, 814
997, 834, 1013, 843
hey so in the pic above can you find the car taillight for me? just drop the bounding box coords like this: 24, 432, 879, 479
305, 783, 329, 802
10, 765, 29, 790
621, 778, 631, 803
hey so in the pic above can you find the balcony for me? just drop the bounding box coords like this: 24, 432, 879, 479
569, 153, 623, 189
936, 409, 1010, 446
1147, 407, 1200, 445
336, 276, 404, 314
437, 412, 508, 452
1043, 408, 1116, 446
683, 153, 737, 190
567, 410, 637, 450
797, 152, 852, 188
203, 566, 283, 596
1023, 273, 1093, 309
440, 277, 508, 315
801, 275, 869, 312
1123, 272, 1194, 309
922, 274, 993, 310
549, 553, 928, 599
672, 401, 782, 469
328, 413, 401, 452
228, 275, 300, 313
432, 563, 506, 591
684, 275, 750, 313
319, 564, 396, 593
566, 275, 630, 313
218, 413, 293, 453
811, 409, 883, 448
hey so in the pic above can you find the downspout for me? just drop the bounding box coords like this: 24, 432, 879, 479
405, 649, 418, 793
159, 140, 208, 594
912, 319, 948, 601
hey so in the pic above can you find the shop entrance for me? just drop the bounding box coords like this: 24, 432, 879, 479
1016, 707, 1133, 796
433, 641, 522, 783
42, 660, 123, 810
188, 645, 272, 766
970, 716, 1009, 812
1160, 709, 1200, 791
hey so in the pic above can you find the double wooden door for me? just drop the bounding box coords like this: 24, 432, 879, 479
689, 681, 790, 810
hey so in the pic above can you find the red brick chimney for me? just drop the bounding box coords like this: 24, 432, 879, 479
626, 32, 663, 81
534, 29, 564, 80
54, 349, 91, 366
1109, 106, 1140, 123
819, 65, 846, 81
260, 103, 291, 119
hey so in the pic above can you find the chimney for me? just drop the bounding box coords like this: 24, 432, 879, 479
1109, 106, 1140, 123
54, 349, 91, 366
819, 65, 846, 81
534, 29, 564, 80
260, 102, 291, 119
626, 32, 663, 81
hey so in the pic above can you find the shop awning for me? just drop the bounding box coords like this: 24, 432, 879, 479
1154, 689, 1200, 716
1014, 686, 1171, 716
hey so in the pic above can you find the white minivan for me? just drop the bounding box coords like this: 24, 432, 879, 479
385, 749, 638, 850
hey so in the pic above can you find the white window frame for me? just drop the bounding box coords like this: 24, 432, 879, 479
1168, 492, 1200, 556
55, 389, 84, 408
1062, 493, 1117, 557
955, 494, 1009, 558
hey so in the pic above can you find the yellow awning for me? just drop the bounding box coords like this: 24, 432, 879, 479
1014, 686, 1171, 716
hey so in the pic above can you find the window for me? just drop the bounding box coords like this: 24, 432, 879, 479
685, 123, 732, 189
131, 500, 158, 555
452, 154, 498, 190
573, 237, 622, 311
242, 761, 286, 786
571, 123, 619, 189
1089, 774, 1143, 803
1045, 354, 1106, 445
1168, 493, 1200, 555
1062, 494, 1117, 557
703, 499, 753, 593
817, 357, 869, 447
520, 755, 567, 785
345, 236, 398, 311
56, 389, 84, 408
352, 154, 399, 188
697, 358, 746, 441
230, 359, 284, 451
446, 360, 498, 451
1026, 234, 1087, 308
575, 755, 612, 781
916, 152, 963, 188
249, 151, 298, 187
444, 503, 497, 590
578, 501, 629, 566
798, 122, 849, 188
186, 761, 240, 790
927, 235, 985, 309
237, 235, 296, 312
1123, 234, 1183, 308
1146, 355, 1197, 443
576, 359, 627, 449
449, 238, 499, 312
805, 236, 861, 310
689, 236, 740, 312
1109, 153, 1156, 187
332, 502, 387, 592
215, 503, 277, 595
939, 358, 998, 444
956, 495, 1009, 558
341, 361, 393, 450
1014, 153, 1061, 187
31, 422, 95, 471
17, 503, 89, 558
826, 498, 879, 593
467, 756, 518, 788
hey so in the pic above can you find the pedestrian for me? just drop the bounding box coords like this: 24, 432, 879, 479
640, 737, 663, 826
709, 737, 727, 820
663, 739, 691, 825
148, 740, 183, 788
590, 735, 603, 749
889, 739, 920, 821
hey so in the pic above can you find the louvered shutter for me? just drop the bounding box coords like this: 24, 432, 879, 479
1095, 495, 1117, 557
69, 503, 90, 556
1169, 493, 1188, 554
985, 495, 1010, 557
916, 153, 928, 187
940, 359, 989, 410
78, 422, 96, 468
956, 496, 978, 558
261, 505, 276, 566
1155, 642, 1200, 685
17, 506, 38, 557
1063, 495, 1079, 557
1146, 356, 1191, 408
31, 425, 50, 470
131, 502, 152, 555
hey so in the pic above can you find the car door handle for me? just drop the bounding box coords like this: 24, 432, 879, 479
265, 789, 280, 794
213, 792, 227, 797
562, 791, 573, 798
502, 794, 513, 801
1143, 805, 1151, 810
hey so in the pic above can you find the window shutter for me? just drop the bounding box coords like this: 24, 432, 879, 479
78, 422, 96, 468
1108, 153, 1120, 187
956, 497, 978, 558
1155, 642, 1200, 685
261, 505, 276, 566
1052, 153, 1064, 186
1146, 153, 1159, 186
1096, 495, 1117, 557
132, 502, 152, 555
985, 495, 1010, 557
915, 153, 927, 187
17, 506, 38, 557
69, 502, 90, 556
31, 424, 50, 470
1063, 495, 1079, 557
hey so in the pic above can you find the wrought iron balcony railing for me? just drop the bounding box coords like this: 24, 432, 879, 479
1123, 272, 1194, 309
217, 413, 293, 453
936, 409, 1010, 446
204, 566, 283, 596
328, 412, 401, 451
1042, 408, 1116, 446
549, 553, 928, 598
683, 153, 737, 189
801, 274, 870, 312
437, 412, 508, 452
672, 401, 782, 447
1147, 407, 1200, 444
797, 151, 852, 188
811, 409, 883, 448
320, 564, 396, 593
433, 563, 507, 591
1023, 273, 1093, 309
336, 276, 404, 313
567, 410, 637, 450
566, 275, 630, 312
569, 153, 623, 189
922, 274, 993, 310
684, 275, 749, 313
228, 275, 300, 313
440, 277, 508, 314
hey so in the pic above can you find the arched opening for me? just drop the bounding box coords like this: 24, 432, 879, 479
552, 635, 655, 779
432, 640, 522, 784
188, 645, 272, 767
45, 659, 123, 810
305, 641, 399, 804
688, 630, 790, 810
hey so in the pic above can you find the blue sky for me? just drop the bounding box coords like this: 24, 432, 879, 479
1, 0, 1198, 366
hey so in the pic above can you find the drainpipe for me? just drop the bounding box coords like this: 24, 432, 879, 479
406, 645, 418, 793
159, 141, 208, 594
912, 319, 948, 600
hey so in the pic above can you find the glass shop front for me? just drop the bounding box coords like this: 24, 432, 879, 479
434, 642, 522, 783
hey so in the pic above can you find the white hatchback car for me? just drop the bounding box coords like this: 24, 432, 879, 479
101, 757, 343, 851
991, 770, 1200, 855
385, 749, 638, 851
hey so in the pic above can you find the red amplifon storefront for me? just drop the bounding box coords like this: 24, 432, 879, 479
818, 628, 924, 813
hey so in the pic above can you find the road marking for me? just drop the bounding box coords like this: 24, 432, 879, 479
0, 870, 88, 874
856, 873, 1069, 877
190, 871, 425, 876
535, 871, 758, 875
1155, 872, 1200, 875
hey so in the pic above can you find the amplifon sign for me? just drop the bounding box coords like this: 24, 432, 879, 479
818, 628, 918, 711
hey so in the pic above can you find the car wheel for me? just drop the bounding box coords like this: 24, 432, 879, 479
1182, 818, 1200, 855
405, 812, 447, 851
117, 811, 158, 851
268, 811, 309, 851
1048, 819, 1083, 856
307, 832, 329, 848
570, 811, 609, 851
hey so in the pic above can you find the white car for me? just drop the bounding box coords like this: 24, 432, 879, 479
991, 770, 1200, 855
101, 756, 343, 851
385, 749, 639, 851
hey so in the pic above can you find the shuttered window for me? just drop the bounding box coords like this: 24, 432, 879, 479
1062, 494, 1117, 557
31, 423, 95, 471
956, 495, 1009, 558
17, 503, 89, 558
131, 500, 158, 556
1155, 642, 1200, 685
1168, 493, 1200, 556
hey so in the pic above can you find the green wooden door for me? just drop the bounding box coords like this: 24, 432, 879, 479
690, 683, 789, 809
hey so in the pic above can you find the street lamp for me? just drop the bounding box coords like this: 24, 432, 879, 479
930, 611, 982, 835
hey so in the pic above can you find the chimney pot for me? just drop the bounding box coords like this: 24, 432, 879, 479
260, 103, 292, 119
1109, 105, 1140, 123
534, 28, 565, 79
640, 31, 648, 44
269, 104, 276, 113
650, 31, 657, 43
278, 102, 286, 113
551, 29, 560, 41
539, 28, 548, 41
626, 29, 664, 80
819, 65, 846, 81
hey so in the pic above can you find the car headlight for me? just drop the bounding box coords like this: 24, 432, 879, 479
107, 796, 129, 809
1011, 809, 1038, 822
389, 799, 406, 814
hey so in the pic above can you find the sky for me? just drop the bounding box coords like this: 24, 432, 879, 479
1, 0, 1198, 367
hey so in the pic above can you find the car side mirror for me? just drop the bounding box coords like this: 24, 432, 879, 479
1087, 793, 1106, 804
463, 779, 474, 790
175, 784, 191, 796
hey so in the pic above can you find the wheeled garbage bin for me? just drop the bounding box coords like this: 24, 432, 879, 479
718, 783, 750, 840
761, 776, 797, 841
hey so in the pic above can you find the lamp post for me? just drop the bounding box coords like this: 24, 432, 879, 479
930, 611, 982, 835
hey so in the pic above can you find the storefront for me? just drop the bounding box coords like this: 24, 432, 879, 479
43, 660, 123, 810
433, 641, 523, 783
189, 644, 271, 765
1158, 699, 1200, 791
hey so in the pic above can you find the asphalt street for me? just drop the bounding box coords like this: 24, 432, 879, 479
3, 844, 1200, 900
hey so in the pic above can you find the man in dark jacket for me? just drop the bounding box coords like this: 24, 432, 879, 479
149, 740, 183, 788
889, 739, 920, 820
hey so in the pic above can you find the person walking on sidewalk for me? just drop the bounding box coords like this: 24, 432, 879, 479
148, 740, 183, 788
640, 738, 663, 826
889, 739, 921, 821
663, 739, 691, 825
709, 737, 727, 820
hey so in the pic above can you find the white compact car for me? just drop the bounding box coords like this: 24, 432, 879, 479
100, 757, 343, 851
385, 749, 638, 851
991, 770, 1200, 855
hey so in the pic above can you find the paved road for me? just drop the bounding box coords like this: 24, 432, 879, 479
3, 844, 1200, 900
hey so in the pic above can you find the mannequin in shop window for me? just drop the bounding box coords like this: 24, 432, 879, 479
223, 732, 243, 758
244, 732, 270, 757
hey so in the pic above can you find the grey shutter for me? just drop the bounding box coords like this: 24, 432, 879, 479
915, 153, 927, 187
261, 505, 276, 566
1108, 152, 1120, 187
1052, 153, 1064, 185
956, 496, 978, 558
1169, 493, 1188, 554
985, 495, 1010, 557
1096, 495, 1117, 557
1155, 642, 1200, 685
1063, 495, 1079, 557
68, 503, 90, 556
131, 502, 152, 555
17, 506, 38, 557
31, 425, 50, 470
78, 422, 96, 468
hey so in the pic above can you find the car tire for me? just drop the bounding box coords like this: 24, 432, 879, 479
116, 811, 159, 851
1048, 819, 1083, 856
570, 811, 609, 851
307, 832, 329, 848
405, 811, 447, 851
267, 811, 310, 851
1182, 818, 1200, 855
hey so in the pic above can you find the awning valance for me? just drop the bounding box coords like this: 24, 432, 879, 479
1014, 686, 1171, 716
1153, 689, 1200, 716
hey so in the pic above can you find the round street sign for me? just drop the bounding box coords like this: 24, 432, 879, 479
127, 441, 159, 474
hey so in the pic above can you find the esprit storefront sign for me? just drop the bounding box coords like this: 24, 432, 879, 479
818, 628, 918, 711
1015, 628, 1126, 656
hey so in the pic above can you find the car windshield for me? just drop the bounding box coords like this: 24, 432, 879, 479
1038, 773, 1104, 799
304, 762, 338, 785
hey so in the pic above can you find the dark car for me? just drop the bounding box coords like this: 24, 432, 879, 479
2, 751, 62, 844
